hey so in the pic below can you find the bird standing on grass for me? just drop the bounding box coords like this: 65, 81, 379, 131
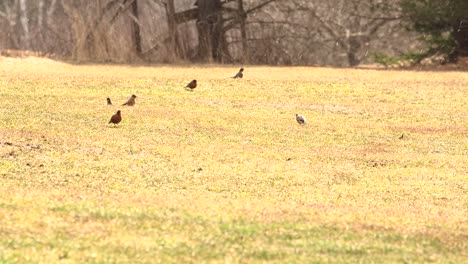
107, 97, 112, 105
232, 68, 244, 79
109, 110, 122, 126
296, 114, 306, 125
122, 94, 137, 106
185, 80, 197, 90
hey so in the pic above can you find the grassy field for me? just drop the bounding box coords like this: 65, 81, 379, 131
0, 57, 467, 263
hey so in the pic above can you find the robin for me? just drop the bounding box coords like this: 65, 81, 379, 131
296, 114, 306, 125
107, 97, 112, 105
109, 110, 122, 126
122, 94, 137, 106
232, 68, 244, 79
185, 80, 197, 90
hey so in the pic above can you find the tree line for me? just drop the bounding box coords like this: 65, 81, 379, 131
0, 0, 467, 66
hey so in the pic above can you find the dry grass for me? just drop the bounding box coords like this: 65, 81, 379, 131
0, 56, 467, 263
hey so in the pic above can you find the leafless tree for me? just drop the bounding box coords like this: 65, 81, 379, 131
0, 0, 416, 66
246, 0, 402, 66
0, 0, 64, 54
60, 0, 144, 62
302, 0, 402, 66
161, 0, 278, 63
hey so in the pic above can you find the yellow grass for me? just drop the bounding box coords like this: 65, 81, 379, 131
0, 56, 467, 262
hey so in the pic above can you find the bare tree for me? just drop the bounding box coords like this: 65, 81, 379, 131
237, 0, 248, 63
130, 0, 142, 58
19, 0, 30, 48
0, 0, 21, 49
0, 0, 61, 53
0, 0, 415, 66
162, 0, 185, 61
196, 0, 226, 62
161, 0, 278, 63
61, 0, 141, 62
281, 0, 401, 66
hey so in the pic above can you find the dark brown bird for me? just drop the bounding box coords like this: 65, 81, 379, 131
109, 110, 122, 126
185, 80, 197, 90
107, 97, 112, 105
232, 68, 244, 79
296, 114, 306, 125
122, 94, 137, 106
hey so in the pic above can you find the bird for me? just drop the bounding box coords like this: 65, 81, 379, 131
232, 68, 244, 79
122, 94, 137, 106
109, 110, 122, 126
185, 80, 197, 90
107, 97, 112, 105
295, 114, 306, 125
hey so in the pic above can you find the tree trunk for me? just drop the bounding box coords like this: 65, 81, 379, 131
130, 0, 143, 58
196, 0, 224, 62
237, 0, 248, 64
165, 0, 183, 61
347, 36, 361, 66
19, 0, 30, 49
38, 0, 44, 28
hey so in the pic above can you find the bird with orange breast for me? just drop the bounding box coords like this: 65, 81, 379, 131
109, 110, 122, 126
122, 94, 137, 106
185, 80, 197, 91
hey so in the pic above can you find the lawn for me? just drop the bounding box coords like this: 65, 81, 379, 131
0, 57, 467, 263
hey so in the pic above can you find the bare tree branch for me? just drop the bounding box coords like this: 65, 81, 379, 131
47, 0, 58, 16
245, 0, 277, 15
109, 0, 136, 25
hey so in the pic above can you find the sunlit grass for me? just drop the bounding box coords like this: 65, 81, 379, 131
0, 57, 467, 262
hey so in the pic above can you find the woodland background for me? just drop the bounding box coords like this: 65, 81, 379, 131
0, 0, 467, 66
